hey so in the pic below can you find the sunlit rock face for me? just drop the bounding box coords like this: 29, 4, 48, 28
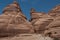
44, 16, 60, 39
30, 8, 54, 33
44, 5, 60, 39
0, 1, 34, 37
0, 1, 60, 40
48, 5, 60, 18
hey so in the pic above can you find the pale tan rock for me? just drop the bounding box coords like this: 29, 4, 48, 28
0, 34, 53, 40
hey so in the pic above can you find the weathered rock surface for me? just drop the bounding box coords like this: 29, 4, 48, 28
30, 8, 54, 33
0, 1, 34, 37
48, 5, 60, 17
44, 17, 60, 39
0, 0, 60, 40
44, 5, 60, 39
0, 34, 53, 40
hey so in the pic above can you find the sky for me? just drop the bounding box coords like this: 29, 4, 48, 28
0, 0, 60, 20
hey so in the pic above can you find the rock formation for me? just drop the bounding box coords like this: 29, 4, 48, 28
30, 8, 54, 33
0, 0, 60, 40
48, 5, 60, 18
0, 1, 34, 37
44, 5, 60, 39
30, 6, 60, 39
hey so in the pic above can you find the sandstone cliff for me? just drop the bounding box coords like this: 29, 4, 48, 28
48, 5, 60, 17
30, 8, 54, 33
0, 1, 60, 40
44, 5, 60, 40
0, 1, 34, 37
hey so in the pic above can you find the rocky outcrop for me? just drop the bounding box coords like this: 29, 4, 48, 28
30, 8, 54, 33
44, 16, 60, 39
0, 1, 34, 37
0, 0, 60, 40
44, 5, 60, 39
48, 5, 60, 18
30, 6, 60, 39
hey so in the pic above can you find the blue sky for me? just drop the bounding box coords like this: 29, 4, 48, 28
0, 0, 60, 20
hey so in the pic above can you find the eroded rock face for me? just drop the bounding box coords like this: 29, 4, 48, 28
44, 16, 60, 39
44, 5, 60, 39
0, 1, 60, 40
0, 1, 34, 37
30, 9, 54, 33
48, 5, 60, 17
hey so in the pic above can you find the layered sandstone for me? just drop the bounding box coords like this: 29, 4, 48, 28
30, 8, 54, 33
48, 5, 60, 17
0, 1, 34, 37
44, 5, 60, 39
0, 0, 60, 40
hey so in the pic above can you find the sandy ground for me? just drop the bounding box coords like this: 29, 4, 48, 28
0, 34, 53, 40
